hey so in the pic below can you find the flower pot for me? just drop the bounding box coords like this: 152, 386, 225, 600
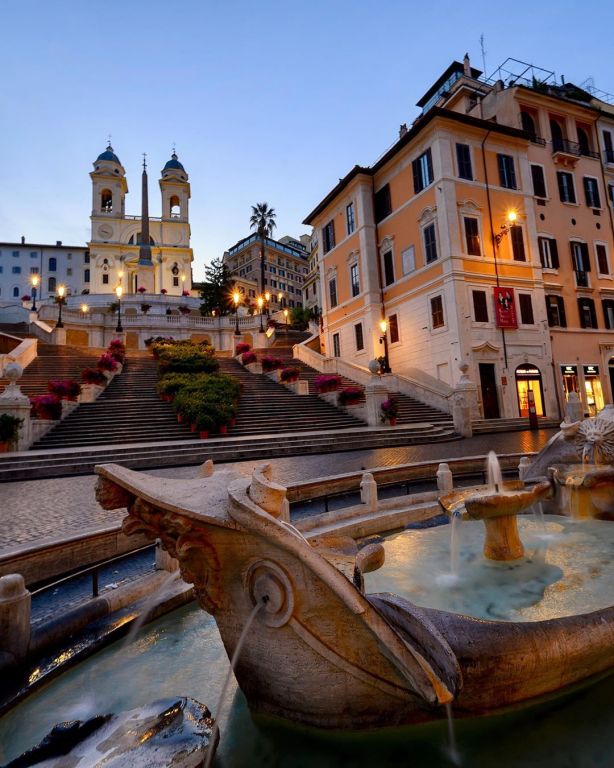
219, 424, 228, 435
199, 430, 209, 439
229, 417, 236, 427
389, 417, 397, 426
0, 441, 9, 453
190, 423, 197, 433
177, 413, 184, 423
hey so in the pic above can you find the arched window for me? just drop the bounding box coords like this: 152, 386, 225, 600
12, 286, 19, 298
520, 111, 536, 139
101, 189, 113, 212
169, 195, 181, 218
550, 119, 564, 151
48, 276, 56, 292
577, 127, 591, 156
84, 268, 90, 283
49, 257, 57, 272
128, 233, 155, 245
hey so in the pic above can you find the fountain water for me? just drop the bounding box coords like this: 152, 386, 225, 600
486, 450, 503, 492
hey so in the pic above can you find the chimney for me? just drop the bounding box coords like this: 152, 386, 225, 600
56, 240, 62, 246
399, 123, 408, 138
21, 236, 25, 244
463, 53, 471, 77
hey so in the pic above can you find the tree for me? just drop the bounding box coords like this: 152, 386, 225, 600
249, 202, 277, 298
290, 306, 313, 330
199, 258, 236, 316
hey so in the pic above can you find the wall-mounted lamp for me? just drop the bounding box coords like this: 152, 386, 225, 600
494, 210, 518, 246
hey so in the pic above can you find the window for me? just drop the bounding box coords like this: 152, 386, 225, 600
328, 277, 337, 308
603, 299, 614, 329
374, 184, 392, 222
101, 189, 113, 212
383, 250, 395, 286
48, 276, 57, 292
322, 220, 336, 253
578, 298, 597, 328
538, 237, 559, 269
346, 202, 355, 235
12, 266, 21, 274
472, 290, 488, 322
430, 295, 444, 328
546, 295, 566, 327
49, 257, 57, 272
550, 118, 565, 151
604, 130, 614, 164
332, 333, 340, 357
173, 276, 179, 287
412, 148, 434, 193
12, 286, 19, 298
594, 243, 609, 275
519, 294, 534, 324
609, 184, 614, 206
66, 268, 72, 276
464, 217, 481, 256
388, 314, 399, 343
497, 154, 517, 189
577, 126, 592, 157
350, 263, 360, 296
84, 252, 90, 264
84, 269, 90, 283
67, 253, 72, 260
520, 111, 538, 140
571, 241, 591, 278
12, 251, 19, 258
531, 165, 547, 198
0, 266, 3, 273
169, 195, 181, 218
30, 266, 39, 274
557, 171, 576, 203
102, 274, 109, 285
279, 269, 285, 277
456, 143, 473, 180
423, 223, 438, 263
584, 177, 601, 209
510, 225, 526, 261
30, 251, 37, 259
354, 323, 364, 351
401, 245, 415, 274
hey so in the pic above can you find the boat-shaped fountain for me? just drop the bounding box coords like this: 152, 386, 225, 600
90, 411, 614, 731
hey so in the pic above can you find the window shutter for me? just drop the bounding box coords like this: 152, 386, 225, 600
570, 242, 579, 271
557, 172, 566, 201
558, 296, 567, 327
412, 159, 421, 194
497, 154, 505, 185
511, 226, 525, 261
549, 238, 559, 268
531, 165, 546, 198
583, 177, 591, 206
426, 149, 433, 184
581, 242, 591, 271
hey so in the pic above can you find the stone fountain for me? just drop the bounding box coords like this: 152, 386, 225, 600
92, 409, 614, 731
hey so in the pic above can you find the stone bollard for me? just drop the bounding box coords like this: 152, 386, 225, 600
0, 574, 31, 665
0, 362, 32, 450
518, 456, 532, 481
436, 462, 454, 492
296, 380, 309, 395
360, 472, 378, 512
364, 379, 389, 427
155, 540, 179, 573
200, 459, 214, 477
565, 391, 583, 423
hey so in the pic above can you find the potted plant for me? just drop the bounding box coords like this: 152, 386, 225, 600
381, 398, 399, 426
241, 351, 257, 366
141, 303, 152, 314
196, 413, 214, 439
338, 386, 363, 406
182, 290, 190, 297
48, 379, 81, 401
82, 367, 107, 386
108, 339, 126, 364
314, 374, 342, 393
0, 413, 23, 451
31, 394, 62, 420
21, 294, 31, 303
280, 366, 300, 383
137, 286, 147, 294
178, 305, 191, 315
161, 288, 168, 295
97, 353, 119, 372
235, 342, 251, 356
261, 355, 284, 373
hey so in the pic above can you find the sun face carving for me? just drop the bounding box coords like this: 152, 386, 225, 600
570, 417, 614, 465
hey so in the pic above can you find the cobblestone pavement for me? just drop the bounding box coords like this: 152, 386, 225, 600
0, 429, 556, 556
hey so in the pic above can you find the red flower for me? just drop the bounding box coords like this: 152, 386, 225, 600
161, 288, 168, 295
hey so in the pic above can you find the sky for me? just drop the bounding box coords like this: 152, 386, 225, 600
2, 0, 614, 281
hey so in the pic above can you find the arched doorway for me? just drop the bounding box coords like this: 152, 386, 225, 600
515, 364, 545, 417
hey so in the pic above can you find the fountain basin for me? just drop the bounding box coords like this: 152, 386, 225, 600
550, 463, 614, 519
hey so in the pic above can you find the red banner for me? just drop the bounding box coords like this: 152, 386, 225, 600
494, 287, 518, 329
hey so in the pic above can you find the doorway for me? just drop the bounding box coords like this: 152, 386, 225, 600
479, 363, 500, 419
515, 365, 545, 417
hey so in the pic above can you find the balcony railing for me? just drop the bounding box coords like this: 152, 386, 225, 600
552, 138, 599, 159
529, 135, 547, 147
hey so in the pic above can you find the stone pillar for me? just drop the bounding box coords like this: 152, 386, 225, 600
518, 456, 532, 481
364, 377, 389, 427
0, 362, 32, 450
0, 574, 31, 665
451, 363, 478, 438
200, 459, 214, 477
51, 327, 66, 345
360, 472, 378, 512
436, 462, 453, 492
565, 391, 583, 423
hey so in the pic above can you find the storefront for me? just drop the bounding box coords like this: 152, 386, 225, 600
515, 365, 545, 417
560, 365, 579, 402
583, 364, 604, 416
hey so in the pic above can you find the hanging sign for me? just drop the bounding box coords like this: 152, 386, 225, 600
494, 287, 518, 329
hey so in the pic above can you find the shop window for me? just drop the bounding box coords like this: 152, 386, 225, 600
430, 295, 444, 329
518, 294, 534, 324
584, 365, 604, 416
515, 365, 545, 417
561, 365, 579, 402
472, 290, 488, 322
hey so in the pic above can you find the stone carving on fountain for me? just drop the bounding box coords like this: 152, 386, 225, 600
95, 459, 614, 730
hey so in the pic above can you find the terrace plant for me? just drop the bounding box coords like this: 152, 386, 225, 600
338, 386, 363, 406
97, 353, 119, 372
140, 303, 152, 314
235, 342, 251, 355
81, 367, 107, 386
31, 394, 62, 420
313, 374, 342, 393
261, 355, 284, 372
48, 379, 81, 401
157, 344, 219, 375
280, 366, 300, 383
241, 351, 257, 365
381, 398, 399, 424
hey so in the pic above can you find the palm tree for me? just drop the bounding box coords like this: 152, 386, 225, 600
249, 202, 277, 300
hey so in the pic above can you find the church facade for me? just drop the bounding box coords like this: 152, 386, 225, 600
87, 145, 193, 296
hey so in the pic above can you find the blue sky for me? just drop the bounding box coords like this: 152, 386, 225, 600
2, 0, 614, 280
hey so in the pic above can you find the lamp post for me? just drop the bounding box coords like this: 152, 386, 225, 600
257, 296, 264, 333
379, 319, 391, 373
233, 290, 241, 335
283, 307, 289, 336
56, 284, 66, 328
115, 285, 123, 333
264, 290, 271, 318
277, 291, 283, 308
30, 274, 39, 312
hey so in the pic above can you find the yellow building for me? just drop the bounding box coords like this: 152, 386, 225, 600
305, 56, 614, 420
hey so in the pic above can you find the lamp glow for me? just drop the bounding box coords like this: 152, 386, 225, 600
265, 291, 271, 302
115, 285, 123, 299
57, 285, 66, 299
81, 303, 89, 313
507, 211, 518, 223
233, 291, 241, 306
31, 275, 39, 288
257, 296, 264, 309
379, 319, 388, 334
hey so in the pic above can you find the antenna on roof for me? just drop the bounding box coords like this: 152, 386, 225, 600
480, 34, 487, 76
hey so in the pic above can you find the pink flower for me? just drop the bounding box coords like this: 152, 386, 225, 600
161, 288, 168, 295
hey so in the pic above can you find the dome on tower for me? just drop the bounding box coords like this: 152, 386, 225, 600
96, 144, 121, 164
163, 151, 185, 171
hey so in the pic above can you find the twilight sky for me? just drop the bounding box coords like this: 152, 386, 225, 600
2, 0, 614, 280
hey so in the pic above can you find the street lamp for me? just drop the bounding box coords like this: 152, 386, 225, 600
283, 307, 289, 335
81, 303, 89, 317
257, 296, 264, 333
30, 274, 39, 311
115, 285, 123, 333
494, 210, 518, 246
264, 290, 271, 318
56, 284, 66, 328
277, 291, 283, 308
379, 319, 391, 373
233, 290, 241, 335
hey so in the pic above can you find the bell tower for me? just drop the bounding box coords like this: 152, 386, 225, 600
159, 151, 190, 223
90, 143, 127, 219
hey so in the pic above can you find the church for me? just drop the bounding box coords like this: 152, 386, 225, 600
88, 145, 193, 296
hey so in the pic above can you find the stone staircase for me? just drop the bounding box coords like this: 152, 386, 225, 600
253, 346, 454, 427
472, 416, 561, 434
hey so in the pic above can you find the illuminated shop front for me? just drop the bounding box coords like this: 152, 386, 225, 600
561, 365, 579, 402
583, 364, 604, 417
515, 365, 545, 417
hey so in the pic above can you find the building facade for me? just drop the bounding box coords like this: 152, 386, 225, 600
0, 238, 87, 302
223, 233, 309, 311
305, 56, 614, 420
88, 145, 193, 296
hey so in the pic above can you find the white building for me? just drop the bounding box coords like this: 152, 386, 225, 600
0, 238, 88, 302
